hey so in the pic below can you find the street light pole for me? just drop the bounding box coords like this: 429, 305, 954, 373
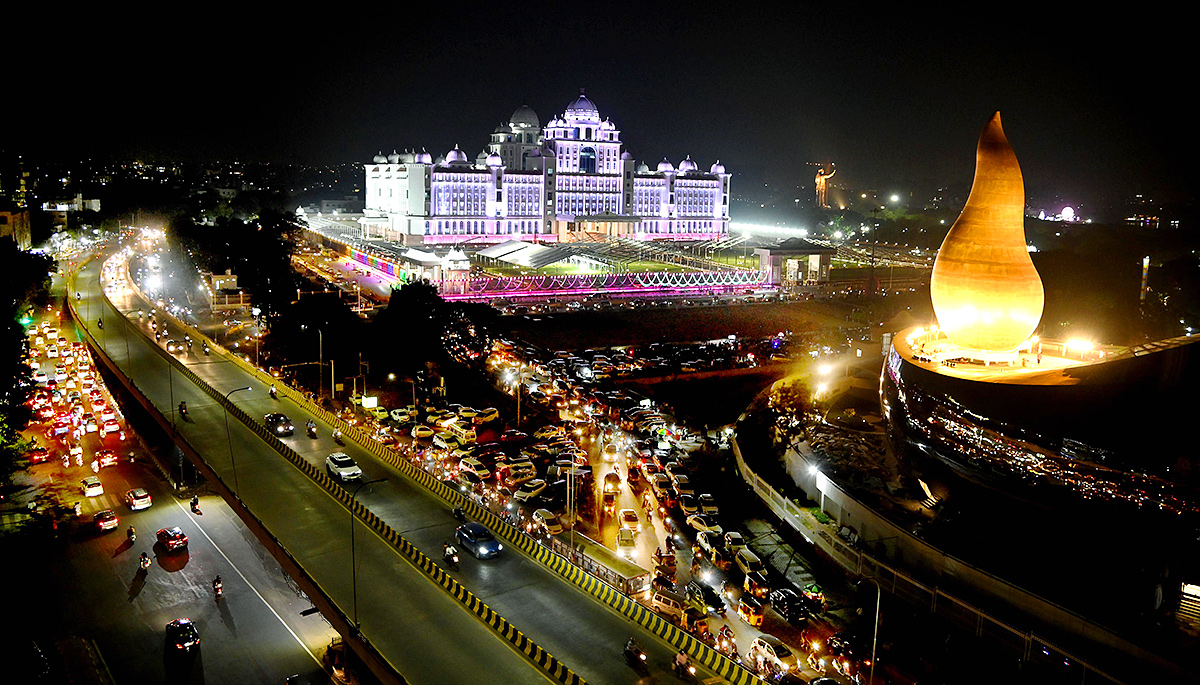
351, 478, 386, 633
222, 386, 252, 496
861, 577, 881, 685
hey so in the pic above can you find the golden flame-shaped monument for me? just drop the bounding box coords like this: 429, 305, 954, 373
930, 112, 1044, 352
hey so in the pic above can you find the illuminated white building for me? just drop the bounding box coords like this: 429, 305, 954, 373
362, 90, 730, 244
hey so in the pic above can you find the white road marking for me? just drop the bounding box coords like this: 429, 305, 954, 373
173, 497, 323, 666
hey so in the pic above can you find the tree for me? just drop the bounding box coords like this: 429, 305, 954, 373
0, 240, 53, 482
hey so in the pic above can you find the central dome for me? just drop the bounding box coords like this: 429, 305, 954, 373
510, 104, 539, 129
564, 88, 600, 120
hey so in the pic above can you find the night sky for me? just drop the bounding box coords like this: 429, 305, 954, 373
21, 6, 1191, 209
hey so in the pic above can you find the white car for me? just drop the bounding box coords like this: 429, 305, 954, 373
513, 478, 547, 503
458, 458, 491, 481
619, 508, 641, 533
686, 514, 723, 534
616, 528, 637, 558
124, 488, 153, 510
411, 425, 434, 439
47, 345, 59, 358
81, 476, 104, 497
533, 508, 563, 535
698, 493, 719, 516
390, 407, 414, 422
748, 635, 800, 673
723, 531, 746, 552
325, 452, 363, 482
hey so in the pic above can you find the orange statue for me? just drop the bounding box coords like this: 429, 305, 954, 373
930, 112, 1044, 352
815, 165, 835, 209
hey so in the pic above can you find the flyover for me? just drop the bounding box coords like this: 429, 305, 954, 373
74, 243, 757, 684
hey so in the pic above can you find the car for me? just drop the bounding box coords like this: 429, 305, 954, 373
695, 531, 721, 554
475, 407, 499, 423
96, 449, 118, 467
457, 457, 491, 480
371, 406, 389, 420
724, 531, 746, 552
672, 474, 695, 497
456, 522, 504, 559
619, 508, 641, 533
616, 527, 637, 558
698, 493, 719, 516
264, 413, 294, 436
156, 526, 189, 551
81, 476, 104, 497
46, 345, 58, 358
685, 580, 726, 615
499, 429, 528, 443
102, 420, 121, 435
83, 413, 98, 433
27, 446, 51, 463
532, 508, 563, 535
533, 425, 565, 440
165, 618, 201, 653
768, 588, 810, 625
32, 370, 48, 384
748, 635, 800, 673
513, 478, 547, 502
678, 494, 700, 515
389, 407, 414, 422
325, 452, 363, 481
411, 424, 434, 439
686, 514, 722, 534
602, 443, 620, 462
165, 339, 184, 353
93, 509, 119, 531
125, 488, 153, 510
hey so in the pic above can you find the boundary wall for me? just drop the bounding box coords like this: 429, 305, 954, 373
731, 433, 1189, 685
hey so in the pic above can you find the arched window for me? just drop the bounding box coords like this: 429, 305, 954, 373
580, 147, 597, 174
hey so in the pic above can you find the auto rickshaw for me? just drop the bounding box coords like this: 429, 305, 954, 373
744, 570, 770, 599
681, 607, 709, 635
737, 595, 765, 627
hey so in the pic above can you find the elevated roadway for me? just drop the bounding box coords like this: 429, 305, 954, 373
75, 246, 743, 684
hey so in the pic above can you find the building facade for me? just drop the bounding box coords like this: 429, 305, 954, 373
362, 91, 730, 244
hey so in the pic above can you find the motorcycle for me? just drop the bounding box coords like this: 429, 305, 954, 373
213, 579, 223, 598
127, 527, 136, 543
140, 553, 151, 570
190, 496, 201, 514
443, 547, 460, 571
672, 653, 697, 681
202, 343, 210, 355
452, 506, 467, 522
269, 386, 278, 400
306, 422, 318, 439
624, 639, 649, 674
333, 429, 344, 445
97, 318, 103, 329
179, 402, 188, 418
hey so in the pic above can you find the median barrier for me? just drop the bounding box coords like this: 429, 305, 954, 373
112, 252, 750, 684
97, 254, 586, 685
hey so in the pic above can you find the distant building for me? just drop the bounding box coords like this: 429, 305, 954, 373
362, 90, 731, 245
0, 209, 32, 250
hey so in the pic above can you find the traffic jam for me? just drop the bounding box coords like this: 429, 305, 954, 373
357, 336, 871, 682
24, 304, 211, 654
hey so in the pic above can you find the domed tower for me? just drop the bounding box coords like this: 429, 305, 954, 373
543, 89, 624, 174
490, 104, 543, 170
930, 112, 1044, 352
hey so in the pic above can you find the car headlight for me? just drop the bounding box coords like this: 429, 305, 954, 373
497, 544, 503, 551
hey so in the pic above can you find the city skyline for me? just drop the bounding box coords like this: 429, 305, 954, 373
13, 7, 1191, 213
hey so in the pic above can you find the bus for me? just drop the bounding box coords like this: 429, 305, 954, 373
548, 532, 651, 596
445, 420, 477, 445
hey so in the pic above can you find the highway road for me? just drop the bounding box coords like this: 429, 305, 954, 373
80, 243, 729, 683
78, 251, 550, 684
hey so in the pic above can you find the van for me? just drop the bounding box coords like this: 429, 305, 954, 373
446, 421, 477, 444
650, 589, 687, 623
735, 548, 765, 576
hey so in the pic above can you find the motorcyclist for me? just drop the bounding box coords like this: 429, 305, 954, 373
442, 541, 458, 561
674, 650, 691, 676
624, 637, 643, 655
190, 495, 200, 510
269, 384, 278, 399
97, 318, 103, 328
213, 575, 223, 595
140, 552, 150, 568
179, 401, 188, 416
127, 525, 136, 540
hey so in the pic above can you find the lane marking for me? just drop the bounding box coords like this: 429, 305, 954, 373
172, 497, 323, 667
